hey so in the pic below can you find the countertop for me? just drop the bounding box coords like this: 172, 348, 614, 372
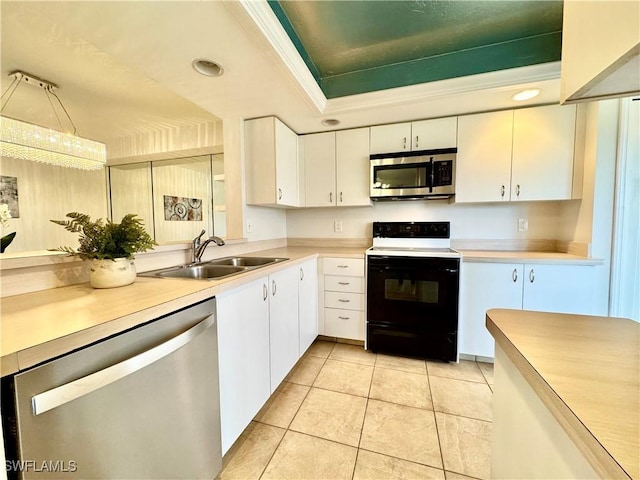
1, 244, 599, 377
0, 247, 365, 377
458, 250, 602, 265
486, 308, 639, 480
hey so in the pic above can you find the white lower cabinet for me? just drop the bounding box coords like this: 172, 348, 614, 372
268, 267, 299, 393
320, 257, 366, 341
460, 261, 597, 358
298, 259, 319, 356
217, 262, 317, 454
216, 276, 271, 454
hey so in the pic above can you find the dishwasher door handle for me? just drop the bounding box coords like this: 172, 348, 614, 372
31, 313, 216, 416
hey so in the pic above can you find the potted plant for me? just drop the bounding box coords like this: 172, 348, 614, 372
50, 212, 156, 289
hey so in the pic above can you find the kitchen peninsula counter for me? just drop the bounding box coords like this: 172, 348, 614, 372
0, 246, 366, 377
487, 309, 639, 479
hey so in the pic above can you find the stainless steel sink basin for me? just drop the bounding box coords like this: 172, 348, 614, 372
208, 256, 289, 267
153, 264, 248, 280
140, 256, 289, 280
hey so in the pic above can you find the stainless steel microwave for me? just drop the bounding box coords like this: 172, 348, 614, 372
370, 148, 456, 200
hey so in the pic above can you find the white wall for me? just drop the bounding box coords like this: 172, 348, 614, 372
286, 200, 570, 241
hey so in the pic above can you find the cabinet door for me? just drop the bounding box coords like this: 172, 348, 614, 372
411, 117, 458, 150
298, 259, 318, 356
512, 105, 577, 201
274, 118, 299, 206
522, 264, 596, 315
456, 110, 514, 203
303, 132, 336, 207
459, 262, 523, 358
336, 128, 371, 206
370, 123, 411, 154
269, 267, 300, 393
244, 117, 278, 205
216, 276, 270, 454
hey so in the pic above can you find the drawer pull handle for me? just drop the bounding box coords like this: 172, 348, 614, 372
338, 316, 350, 320
337, 265, 348, 268
338, 299, 350, 303
338, 282, 350, 285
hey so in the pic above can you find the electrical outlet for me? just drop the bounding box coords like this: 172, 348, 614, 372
334, 220, 343, 233
246, 219, 253, 233
518, 218, 529, 232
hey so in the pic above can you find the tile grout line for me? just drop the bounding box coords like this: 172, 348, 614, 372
427, 368, 448, 475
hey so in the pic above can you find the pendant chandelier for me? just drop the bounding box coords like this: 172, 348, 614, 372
0, 71, 106, 170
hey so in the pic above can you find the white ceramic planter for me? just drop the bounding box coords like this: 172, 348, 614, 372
89, 258, 136, 289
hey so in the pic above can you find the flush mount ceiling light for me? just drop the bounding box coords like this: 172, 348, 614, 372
192, 59, 224, 77
512, 88, 541, 101
0, 71, 106, 170
321, 118, 340, 127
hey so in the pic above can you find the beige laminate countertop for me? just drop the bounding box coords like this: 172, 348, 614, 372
487, 309, 639, 480
459, 250, 602, 265
0, 246, 366, 377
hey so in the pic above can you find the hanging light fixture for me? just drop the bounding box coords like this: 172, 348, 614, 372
0, 71, 106, 170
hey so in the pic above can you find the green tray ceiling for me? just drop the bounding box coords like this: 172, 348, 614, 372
269, 0, 563, 98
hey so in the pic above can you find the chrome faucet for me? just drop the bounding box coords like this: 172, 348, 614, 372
191, 229, 225, 264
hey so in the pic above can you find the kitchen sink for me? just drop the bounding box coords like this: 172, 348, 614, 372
155, 264, 248, 280
208, 256, 289, 267
140, 256, 289, 280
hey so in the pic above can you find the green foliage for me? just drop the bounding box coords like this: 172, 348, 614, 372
49, 212, 157, 260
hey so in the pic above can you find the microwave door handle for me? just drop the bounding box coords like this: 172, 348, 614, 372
429, 158, 435, 192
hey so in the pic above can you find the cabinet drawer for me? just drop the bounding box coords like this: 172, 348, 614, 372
324, 291, 365, 311
324, 275, 365, 293
325, 308, 365, 341
323, 258, 364, 276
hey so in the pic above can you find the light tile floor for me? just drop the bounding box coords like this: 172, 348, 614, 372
219, 340, 494, 480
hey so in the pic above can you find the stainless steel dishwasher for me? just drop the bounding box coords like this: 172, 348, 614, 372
1, 298, 221, 480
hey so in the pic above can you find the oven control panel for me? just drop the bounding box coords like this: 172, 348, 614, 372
372, 221, 450, 239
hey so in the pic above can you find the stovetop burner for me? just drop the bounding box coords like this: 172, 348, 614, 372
368, 221, 460, 258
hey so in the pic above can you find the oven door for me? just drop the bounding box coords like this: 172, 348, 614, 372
367, 255, 459, 329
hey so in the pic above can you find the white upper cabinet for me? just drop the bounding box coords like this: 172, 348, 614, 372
411, 117, 458, 151
370, 119, 457, 155
336, 128, 371, 206
303, 132, 336, 207
245, 117, 300, 207
456, 110, 514, 203
511, 104, 578, 202
369, 123, 412, 154
301, 127, 371, 207
560, 1, 640, 104
456, 105, 582, 203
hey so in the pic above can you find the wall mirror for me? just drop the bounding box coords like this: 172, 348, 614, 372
109, 153, 226, 244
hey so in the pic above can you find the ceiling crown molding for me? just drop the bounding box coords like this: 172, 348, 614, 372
324, 62, 562, 114
238, 0, 327, 113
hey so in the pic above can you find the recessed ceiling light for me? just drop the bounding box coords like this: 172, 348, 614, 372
192, 59, 224, 77
321, 118, 340, 127
512, 89, 541, 101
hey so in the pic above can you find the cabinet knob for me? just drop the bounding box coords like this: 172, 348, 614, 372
278, 188, 283, 200
501, 185, 505, 198
512, 268, 518, 282
529, 269, 535, 283
263, 283, 268, 301
272, 279, 277, 296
